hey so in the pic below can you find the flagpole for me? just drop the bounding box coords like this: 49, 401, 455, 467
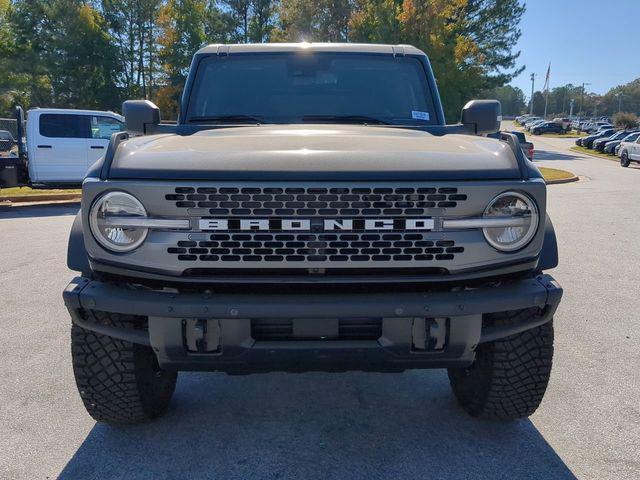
543, 62, 551, 119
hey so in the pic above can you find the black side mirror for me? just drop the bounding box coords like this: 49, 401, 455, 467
123, 100, 161, 135
461, 100, 501, 135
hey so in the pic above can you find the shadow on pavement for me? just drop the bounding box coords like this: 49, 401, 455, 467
58, 370, 576, 480
0, 203, 79, 219
533, 150, 584, 161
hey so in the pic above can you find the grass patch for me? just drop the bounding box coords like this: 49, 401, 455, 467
531, 131, 584, 139
539, 167, 576, 182
570, 146, 617, 161
0, 186, 81, 198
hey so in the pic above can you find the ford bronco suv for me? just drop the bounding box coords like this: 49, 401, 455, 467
63, 43, 562, 424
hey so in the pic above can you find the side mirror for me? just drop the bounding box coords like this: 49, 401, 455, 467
461, 100, 502, 135
122, 100, 160, 135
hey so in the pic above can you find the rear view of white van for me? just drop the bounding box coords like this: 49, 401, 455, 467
26, 108, 124, 184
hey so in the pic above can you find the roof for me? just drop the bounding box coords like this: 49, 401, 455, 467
196, 42, 426, 56
26, 108, 123, 120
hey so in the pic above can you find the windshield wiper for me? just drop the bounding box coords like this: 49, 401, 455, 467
301, 115, 393, 125
188, 115, 267, 124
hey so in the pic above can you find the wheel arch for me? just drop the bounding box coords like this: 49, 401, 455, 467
67, 211, 91, 275
538, 214, 558, 271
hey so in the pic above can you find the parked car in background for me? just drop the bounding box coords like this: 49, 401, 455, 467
511, 130, 534, 159
0, 130, 15, 156
606, 131, 640, 155
525, 119, 546, 132
515, 114, 532, 125
619, 134, 640, 167
532, 121, 563, 135
552, 118, 571, 131
523, 117, 541, 129
585, 122, 613, 134
581, 128, 617, 149
593, 130, 631, 152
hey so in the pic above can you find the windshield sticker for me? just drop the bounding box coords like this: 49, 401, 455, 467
411, 110, 430, 121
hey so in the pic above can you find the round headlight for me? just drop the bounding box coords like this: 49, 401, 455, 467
483, 192, 539, 252
89, 192, 148, 252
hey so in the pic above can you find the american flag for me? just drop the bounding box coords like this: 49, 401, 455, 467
543, 62, 551, 91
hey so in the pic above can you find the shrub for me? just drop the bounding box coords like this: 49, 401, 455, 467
612, 112, 639, 129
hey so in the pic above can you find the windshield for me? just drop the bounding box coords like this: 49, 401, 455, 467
185, 53, 437, 125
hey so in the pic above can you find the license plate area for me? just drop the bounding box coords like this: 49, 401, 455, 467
251, 317, 382, 341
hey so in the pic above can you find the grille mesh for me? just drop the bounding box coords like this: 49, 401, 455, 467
166, 186, 467, 216
168, 233, 463, 263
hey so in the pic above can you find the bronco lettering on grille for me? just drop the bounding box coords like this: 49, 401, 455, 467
198, 218, 435, 232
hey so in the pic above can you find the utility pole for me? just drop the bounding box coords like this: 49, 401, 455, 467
529, 73, 536, 115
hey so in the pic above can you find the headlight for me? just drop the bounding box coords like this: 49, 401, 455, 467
483, 192, 539, 252
89, 192, 148, 252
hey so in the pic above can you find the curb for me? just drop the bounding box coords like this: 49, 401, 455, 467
0, 198, 81, 210
545, 175, 579, 185
0, 193, 81, 203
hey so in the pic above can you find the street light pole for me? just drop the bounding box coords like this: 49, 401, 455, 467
617, 93, 624, 112
529, 73, 536, 115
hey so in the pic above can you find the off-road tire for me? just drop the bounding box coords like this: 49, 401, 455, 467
620, 152, 630, 167
71, 311, 177, 424
447, 308, 554, 420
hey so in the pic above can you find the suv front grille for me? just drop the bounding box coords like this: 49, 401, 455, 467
167, 233, 464, 263
166, 186, 467, 216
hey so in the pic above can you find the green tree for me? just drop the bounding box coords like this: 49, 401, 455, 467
100, 0, 164, 99
612, 112, 638, 129
248, 0, 275, 42
156, 0, 210, 118
273, 0, 354, 42
5, 0, 121, 110
350, 0, 526, 121
482, 85, 526, 116
530, 91, 545, 116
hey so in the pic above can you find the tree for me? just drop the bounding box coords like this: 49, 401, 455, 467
612, 112, 638, 130
350, 0, 526, 121
273, 0, 354, 42
4, 0, 121, 111
156, 0, 212, 118
529, 91, 545, 117
482, 85, 526, 116
100, 0, 164, 99
221, 0, 275, 43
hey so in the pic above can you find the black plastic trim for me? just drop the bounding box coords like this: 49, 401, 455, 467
538, 214, 559, 271
67, 212, 91, 275
100, 131, 129, 180
87, 256, 539, 286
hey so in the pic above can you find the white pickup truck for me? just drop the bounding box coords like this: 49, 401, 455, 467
0, 107, 124, 188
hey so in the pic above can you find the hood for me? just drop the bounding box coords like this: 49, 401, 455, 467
109, 125, 522, 181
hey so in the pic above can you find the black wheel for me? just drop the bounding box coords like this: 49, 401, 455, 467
621, 152, 630, 167
448, 308, 553, 420
71, 311, 177, 424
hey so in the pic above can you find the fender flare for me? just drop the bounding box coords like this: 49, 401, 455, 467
67, 212, 91, 275
538, 214, 558, 271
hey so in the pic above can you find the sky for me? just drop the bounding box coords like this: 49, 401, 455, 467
509, 0, 639, 99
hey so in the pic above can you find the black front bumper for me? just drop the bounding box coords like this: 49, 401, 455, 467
63, 275, 562, 373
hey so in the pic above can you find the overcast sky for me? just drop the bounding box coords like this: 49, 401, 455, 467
509, 0, 638, 98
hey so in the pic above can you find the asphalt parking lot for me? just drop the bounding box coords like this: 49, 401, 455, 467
1, 129, 638, 480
